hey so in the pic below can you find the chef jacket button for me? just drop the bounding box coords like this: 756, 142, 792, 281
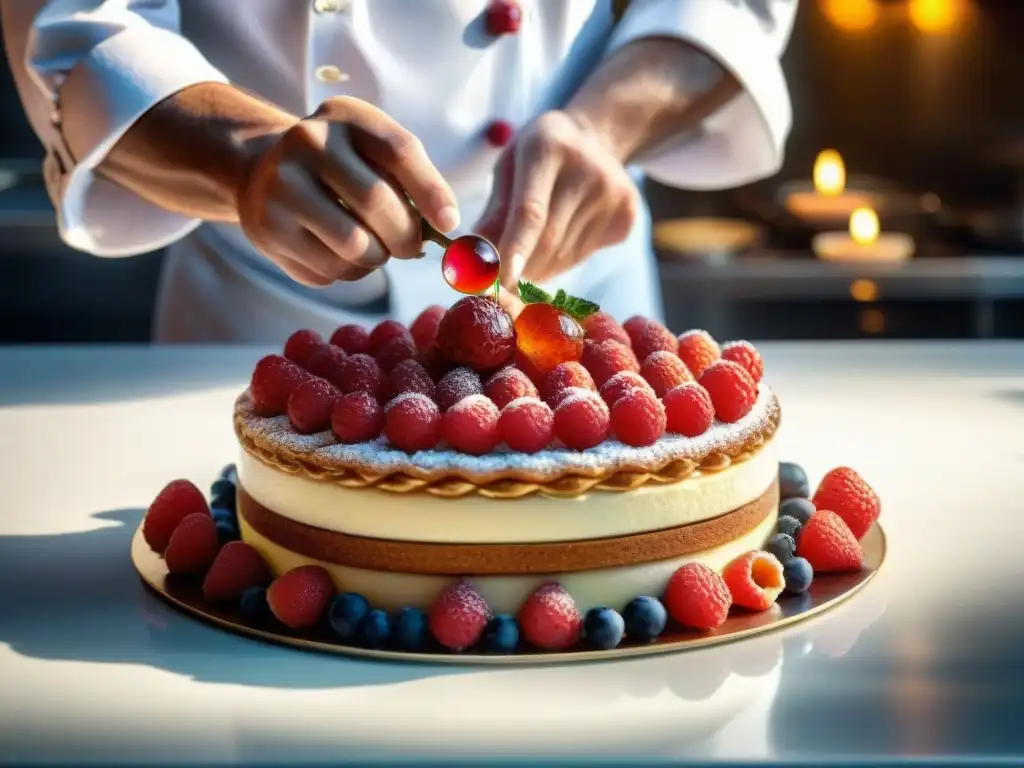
315, 65, 350, 83
486, 0, 522, 36
313, 0, 350, 12
485, 120, 515, 147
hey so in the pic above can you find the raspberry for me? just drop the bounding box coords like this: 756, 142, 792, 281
418, 344, 450, 381
375, 335, 419, 373
581, 339, 639, 388
287, 377, 341, 434
305, 344, 347, 387
385, 392, 442, 451
553, 388, 610, 450
435, 296, 516, 372
368, 319, 413, 356
338, 353, 389, 402
626, 318, 678, 361
250, 354, 312, 416
436, 367, 483, 411
484, 366, 538, 409
283, 329, 324, 369
514, 349, 545, 386
143, 479, 209, 554
663, 562, 732, 630
164, 512, 220, 575
267, 565, 336, 629
811, 467, 880, 540
610, 387, 666, 447
677, 330, 721, 378
498, 397, 554, 453
518, 582, 582, 650
721, 340, 764, 383
599, 370, 654, 406
722, 551, 785, 611
390, 358, 436, 400
582, 311, 631, 346
411, 305, 446, 351
640, 350, 693, 398
330, 324, 370, 355
622, 315, 650, 340
541, 361, 596, 407
429, 581, 491, 651
663, 382, 714, 437
698, 360, 757, 423
332, 391, 384, 443
442, 394, 501, 455
797, 510, 863, 572
202, 541, 272, 603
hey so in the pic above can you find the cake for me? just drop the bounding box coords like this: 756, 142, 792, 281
138, 283, 882, 656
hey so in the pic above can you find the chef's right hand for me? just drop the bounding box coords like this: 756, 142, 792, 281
236, 97, 459, 287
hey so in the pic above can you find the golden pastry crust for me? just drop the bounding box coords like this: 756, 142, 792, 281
237, 480, 779, 575
233, 385, 781, 499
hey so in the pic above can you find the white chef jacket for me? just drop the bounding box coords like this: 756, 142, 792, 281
3, 0, 795, 343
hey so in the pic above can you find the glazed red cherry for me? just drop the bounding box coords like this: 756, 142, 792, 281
442, 235, 500, 295
485, 120, 514, 147
486, 0, 522, 35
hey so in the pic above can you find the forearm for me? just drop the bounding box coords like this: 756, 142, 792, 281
565, 37, 741, 165
70, 81, 297, 222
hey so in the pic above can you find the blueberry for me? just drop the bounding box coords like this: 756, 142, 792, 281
782, 557, 814, 595
779, 462, 810, 500
211, 489, 237, 514
582, 606, 625, 650
328, 592, 370, 642
779, 497, 815, 525
776, 515, 802, 539
215, 519, 240, 545
482, 614, 520, 653
357, 609, 392, 649
219, 463, 238, 483
622, 596, 668, 643
393, 607, 430, 651
210, 506, 237, 525
210, 478, 236, 500
765, 532, 796, 563
239, 586, 273, 624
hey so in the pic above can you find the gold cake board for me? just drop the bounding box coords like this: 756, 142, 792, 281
131, 522, 885, 665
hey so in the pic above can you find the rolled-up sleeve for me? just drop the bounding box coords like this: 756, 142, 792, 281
608, 0, 797, 190
3, 1, 229, 256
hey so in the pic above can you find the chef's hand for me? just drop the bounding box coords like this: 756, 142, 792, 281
474, 111, 639, 291
237, 97, 459, 287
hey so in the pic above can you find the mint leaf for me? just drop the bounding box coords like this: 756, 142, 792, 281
551, 289, 569, 310
518, 280, 553, 305
559, 295, 600, 321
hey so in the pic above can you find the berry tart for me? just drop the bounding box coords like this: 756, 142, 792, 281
139, 283, 883, 656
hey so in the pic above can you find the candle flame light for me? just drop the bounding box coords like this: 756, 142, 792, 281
850, 207, 880, 245
814, 150, 846, 197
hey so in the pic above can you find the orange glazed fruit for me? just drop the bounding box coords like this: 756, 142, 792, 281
514, 303, 586, 375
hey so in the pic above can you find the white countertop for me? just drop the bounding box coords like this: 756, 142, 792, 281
1, 342, 1023, 765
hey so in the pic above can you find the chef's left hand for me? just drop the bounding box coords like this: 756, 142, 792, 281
474, 111, 639, 291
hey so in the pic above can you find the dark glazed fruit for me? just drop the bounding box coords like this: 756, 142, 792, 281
435, 296, 516, 372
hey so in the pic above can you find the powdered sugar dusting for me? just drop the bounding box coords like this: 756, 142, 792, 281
679, 329, 722, 352
236, 382, 780, 484
385, 391, 434, 413
556, 386, 606, 412
449, 393, 498, 414
504, 396, 548, 413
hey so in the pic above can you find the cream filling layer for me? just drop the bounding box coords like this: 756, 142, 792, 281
238, 508, 778, 614
237, 440, 778, 544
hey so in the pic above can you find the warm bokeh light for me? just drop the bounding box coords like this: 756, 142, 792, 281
814, 149, 846, 196
850, 279, 880, 302
859, 308, 885, 334
908, 0, 969, 33
821, 0, 879, 32
850, 207, 880, 245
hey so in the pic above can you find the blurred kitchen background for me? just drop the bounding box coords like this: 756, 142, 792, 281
0, 0, 1022, 343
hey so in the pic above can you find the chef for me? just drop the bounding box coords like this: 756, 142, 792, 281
2, 0, 796, 342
